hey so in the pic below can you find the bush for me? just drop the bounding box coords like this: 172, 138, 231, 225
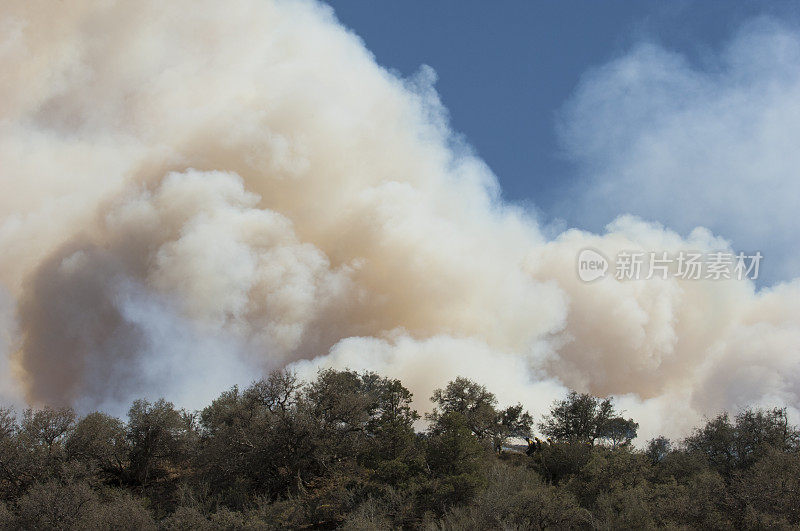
0, 376, 798, 529
13, 480, 97, 529
342, 498, 393, 530
531, 441, 593, 485
160, 506, 211, 530
87, 490, 156, 530
0, 501, 12, 527
732, 448, 800, 526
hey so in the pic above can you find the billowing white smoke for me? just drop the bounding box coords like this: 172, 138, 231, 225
0, 0, 798, 439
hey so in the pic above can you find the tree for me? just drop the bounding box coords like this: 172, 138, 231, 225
645, 436, 671, 465
198, 369, 408, 504
427, 378, 532, 452
684, 413, 736, 474
306, 369, 381, 463
732, 407, 799, 465
497, 403, 533, 440
20, 406, 76, 459
0, 406, 76, 498
684, 407, 799, 475
539, 391, 616, 444
0, 407, 24, 499
493, 403, 534, 452
565, 446, 649, 506
0, 408, 15, 440
424, 411, 487, 511
363, 377, 421, 484
126, 399, 195, 485
369, 377, 419, 448
599, 416, 639, 449
6, 374, 800, 528
243, 369, 301, 415
732, 447, 800, 527
198, 371, 314, 505
531, 441, 593, 486
427, 377, 498, 442
67, 412, 129, 484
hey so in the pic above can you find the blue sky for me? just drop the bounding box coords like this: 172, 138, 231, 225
325, 1, 800, 283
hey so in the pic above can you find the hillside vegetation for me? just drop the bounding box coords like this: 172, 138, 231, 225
1, 369, 798, 529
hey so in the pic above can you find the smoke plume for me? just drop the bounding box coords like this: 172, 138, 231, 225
1, 0, 798, 439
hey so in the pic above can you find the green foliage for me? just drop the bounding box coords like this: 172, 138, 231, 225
9, 479, 155, 530
539, 390, 637, 448
423, 411, 488, 512
732, 447, 800, 527
20, 406, 76, 456
67, 412, 129, 484
495, 403, 534, 451
0, 407, 16, 439
159, 506, 211, 530
127, 399, 195, 486
0, 405, 77, 499
430, 462, 591, 530
427, 377, 499, 441
645, 435, 671, 465
531, 440, 593, 485
198, 371, 320, 507
428, 377, 533, 453
685, 407, 800, 475
0, 373, 797, 529
600, 416, 639, 449
342, 497, 393, 529
0, 500, 11, 527
14, 480, 97, 529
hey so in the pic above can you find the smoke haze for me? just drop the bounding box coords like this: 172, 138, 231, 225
1, 0, 798, 440
558, 19, 800, 284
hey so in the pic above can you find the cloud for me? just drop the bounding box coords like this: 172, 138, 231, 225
558, 18, 800, 284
